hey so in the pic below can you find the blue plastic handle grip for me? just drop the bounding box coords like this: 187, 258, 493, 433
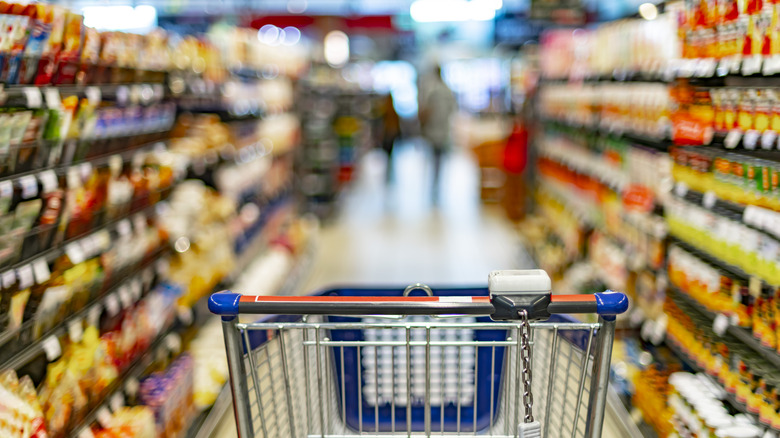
594, 291, 629, 320
209, 291, 241, 320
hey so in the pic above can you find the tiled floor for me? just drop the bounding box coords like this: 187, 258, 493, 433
209, 142, 623, 437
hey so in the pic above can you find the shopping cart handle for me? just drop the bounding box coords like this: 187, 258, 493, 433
208, 291, 628, 320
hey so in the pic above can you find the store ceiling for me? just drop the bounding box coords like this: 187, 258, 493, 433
69, 0, 530, 16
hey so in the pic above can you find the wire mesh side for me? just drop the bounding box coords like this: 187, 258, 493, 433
233, 319, 600, 438
531, 326, 596, 438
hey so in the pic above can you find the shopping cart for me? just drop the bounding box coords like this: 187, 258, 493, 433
209, 270, 628, 438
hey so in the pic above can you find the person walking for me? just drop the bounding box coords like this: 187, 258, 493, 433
418, 64, 456, 203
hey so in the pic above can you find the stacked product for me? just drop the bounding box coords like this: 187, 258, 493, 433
531, 4, 780, 436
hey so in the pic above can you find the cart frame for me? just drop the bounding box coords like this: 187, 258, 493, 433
209, 283, 627, 438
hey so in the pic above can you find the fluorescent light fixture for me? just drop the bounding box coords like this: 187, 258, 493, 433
287, 0, 307, 14
282, 27, 302, 46
410, 0, 499, 22
82, 5, 157, 33
324, 31, 349, 68
638, 2, 658, 20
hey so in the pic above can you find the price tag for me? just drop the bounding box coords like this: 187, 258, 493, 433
116, 85, 129, 105
0, 180, 11, 200
152, 83, 164, 100
94, 230, 111, 253
125, 377, 139, 398
2, 270, 16, 288
155, 258, 170, 278
130, 279, 142, 301
696, 58, 717, 77
85, 86, 101, 105
640, 319, 655, 342
724, 129, 742, 149
117, 219, 132, 237
16, 264, 34, 289
79, 162, 92, 180
164, 332, 181, 354
32, 258, 50, 284
717, 58, 732, 76
675, 181, 689, 197
742, 55, 763, 75
77, 428, 96, 438
118, 285, 132, 308
109, 392, 124, 412
65, 242, 86, 265
42, 335, 61, 361
761, 131, 778, 150
66, 167, 81, 189
68, 318, 83, 343
23, 87, 42, 108
38, 170, 58, 193
629, 307, 645, 327
96, 407, 113, 429
87, 304, 102, 327
133, 213, 146, 234
703, 191, 717, 209
177, 305, 193, 326
749, 276, 762, 298
18, 175, 37, 199
650, 314, 668, 346
43, 88, 60, 109
743, 130, 760, 149
79, 237, 95, 259
105, 293, 120, 317
713, 314, 729, 336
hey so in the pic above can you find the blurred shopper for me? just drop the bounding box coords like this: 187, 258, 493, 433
502, 115, 529, 221
381, 93, 401, 184
419, 65, 456, 202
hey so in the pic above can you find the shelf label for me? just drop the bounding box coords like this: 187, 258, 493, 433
85, 86, 101, 105
109, 392, 125, 412
96, 407, 113, 429
77, 428, 96, 438
68, 318, 84, 343
42, 335, 61, 361
130, 279, 142, 301
125, 377, 139, 398
117, 219, 132, 237
23, 87, 42, 108
742, 55, 763, 75
761, 130, 777, 149
743, 130, 760, 149
65, 242, 86, 265
2, 270, 16, 288
87, 304, 102, 328
105, 293, 120, 317
749, 276, 762, 298
712, 314, 729, 336
118, 285, 132, 309
32, 258, 50, 284
177, 305, 193, 326
19, 175, 38, 199
724, 129, 742, 149
702, 191, 717, 209
650, 315, 667, 346
38, 170, 58, 193
156, 258, 170, 278
44, 88, 60, 109
164, 332, 181, 354
17, 265, 34, 289
674, 181, 689, 197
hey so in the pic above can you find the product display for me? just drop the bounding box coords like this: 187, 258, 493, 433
529, 5, 780, 437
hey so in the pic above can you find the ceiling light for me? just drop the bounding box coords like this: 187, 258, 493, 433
638, 2, 658, 20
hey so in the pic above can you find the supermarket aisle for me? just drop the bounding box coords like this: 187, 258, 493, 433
303, 142, 530, 289
210, 142, 531, 437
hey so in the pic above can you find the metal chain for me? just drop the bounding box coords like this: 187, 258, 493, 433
519, 310, 534, 423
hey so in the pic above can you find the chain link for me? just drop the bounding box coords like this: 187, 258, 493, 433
519, 310, 534, 423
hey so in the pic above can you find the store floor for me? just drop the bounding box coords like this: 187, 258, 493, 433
209, 142, 623, 437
